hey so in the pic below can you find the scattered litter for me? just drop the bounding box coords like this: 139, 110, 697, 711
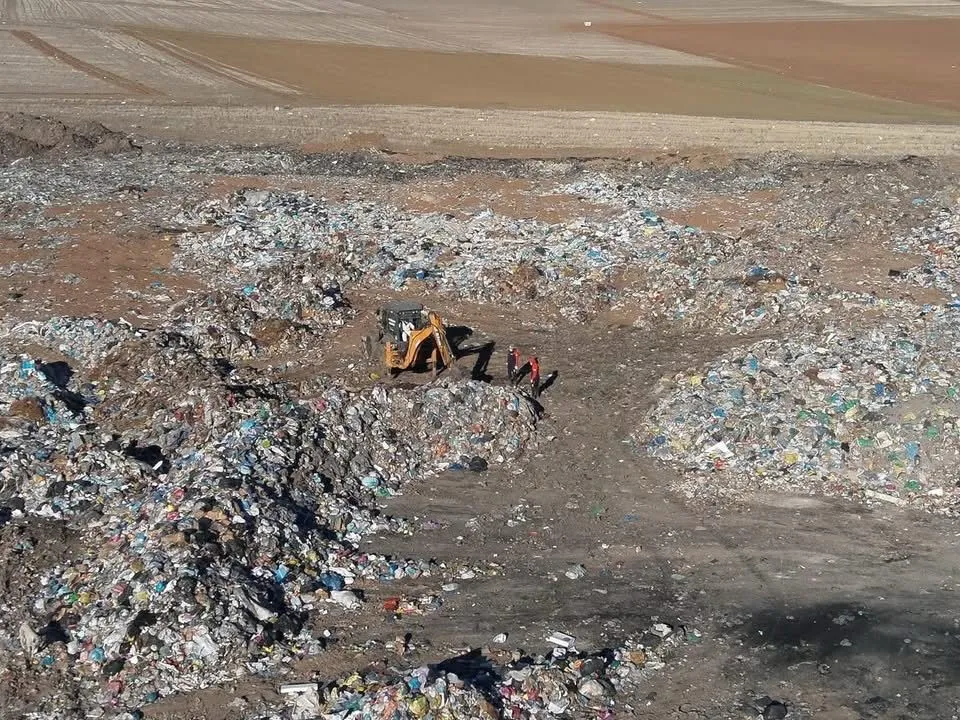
547, 631, 577, 649
306, 629, 679, 720
892, 205, 960, 296
650, 623, 673, 639
280, 682, 322, 720
167, 186, 824, 330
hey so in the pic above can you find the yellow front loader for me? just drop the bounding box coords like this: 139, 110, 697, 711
370, 301, 457, 377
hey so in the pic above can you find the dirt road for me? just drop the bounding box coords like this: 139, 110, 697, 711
4, 100, 960, 159
342, 302, 960, 720
140, 297, 960, 720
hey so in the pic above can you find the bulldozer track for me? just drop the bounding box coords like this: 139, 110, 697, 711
11, 30, 159, 97
1, 0, 18, 23
126, 30, 298, 99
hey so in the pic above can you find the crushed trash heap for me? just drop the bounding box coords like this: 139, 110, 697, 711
171, 187, 821, 331
0, 316, 540, 715
892, 204, 960, 297
639, 315, 960, 514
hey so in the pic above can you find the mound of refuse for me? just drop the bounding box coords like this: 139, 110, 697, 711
171, 189, 822, 330
0, 318, 540, 716
892, 204, 960, 296
166, 281, 351, 361
639, 317, 960, 514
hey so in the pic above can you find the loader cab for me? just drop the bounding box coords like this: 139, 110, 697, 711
378, 300, 425, 352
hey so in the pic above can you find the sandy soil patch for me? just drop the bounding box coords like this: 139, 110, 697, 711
0, 200, 199, 321
663, 190, 782, 233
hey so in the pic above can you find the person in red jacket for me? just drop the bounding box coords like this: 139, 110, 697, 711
529, 356, 541, 398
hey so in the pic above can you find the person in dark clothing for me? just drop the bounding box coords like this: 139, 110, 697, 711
508, 347, 522, 385
507, 346, 518, 384
529, 356, 541, 398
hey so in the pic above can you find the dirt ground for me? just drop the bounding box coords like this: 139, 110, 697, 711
4, 100, 960, 161
2, 0, 960, 157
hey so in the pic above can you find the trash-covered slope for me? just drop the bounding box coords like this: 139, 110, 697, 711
639, 314, 960, 513
0, 318, 539, 716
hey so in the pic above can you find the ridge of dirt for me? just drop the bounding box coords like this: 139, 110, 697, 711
4, 102, 959, 160
0, 112, 139, 164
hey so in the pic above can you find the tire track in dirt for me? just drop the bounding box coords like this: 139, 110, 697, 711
1, 0, 17, 24
581, 0, 674, 23
126, 30, 300, 99
585, 0, 915, 23
11, 30, 159, 96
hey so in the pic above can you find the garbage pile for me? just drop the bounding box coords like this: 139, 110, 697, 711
173, 190, 362, 291
267, 628, 680, 720
3, 317, 134, 366
166, 282, 350, 361
0, 317, 540, 715
892, 205, 960, 296
639, 318, 960, 514
314, 381, 540, 496
552, 172, 684, 207
171, 189, 822, 330
4, 152, 926, 336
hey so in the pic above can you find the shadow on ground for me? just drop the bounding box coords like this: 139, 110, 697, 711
731, 601, 960, 719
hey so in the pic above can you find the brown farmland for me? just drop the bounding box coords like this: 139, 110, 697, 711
123, 27, 960, 124
598, 18, 960, 112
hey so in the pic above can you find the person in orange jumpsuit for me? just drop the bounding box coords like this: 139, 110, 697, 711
529, 356, 541, 398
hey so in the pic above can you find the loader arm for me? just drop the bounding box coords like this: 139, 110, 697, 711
380, 307, 457, 374
385, 326, 434, 369
427, 311, 456, 369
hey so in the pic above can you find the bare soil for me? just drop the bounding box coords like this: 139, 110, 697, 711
387, 175, 613, 223
0, 202, 200, 321
126, 28, 960, 124
597, 19, 960, 112
5, 101, 960, 160
1, 0, 958, 162
0, 112, 137, 163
